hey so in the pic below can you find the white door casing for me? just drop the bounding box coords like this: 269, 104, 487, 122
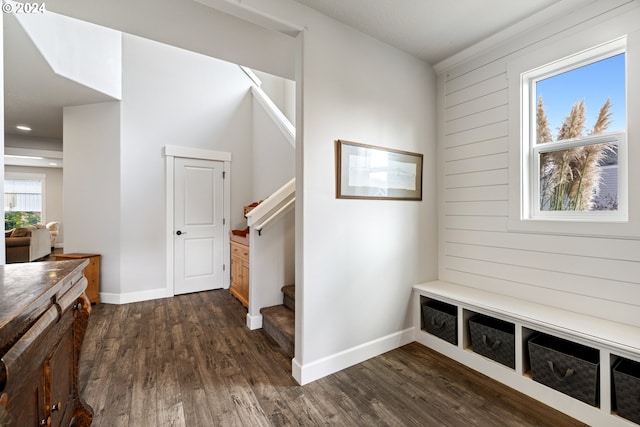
174, 157, 225, 295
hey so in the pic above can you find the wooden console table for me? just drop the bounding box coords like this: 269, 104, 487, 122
54, 253, 100, 304
0, 260, 93, 426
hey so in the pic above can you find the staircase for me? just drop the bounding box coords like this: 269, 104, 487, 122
260, 285, 295, 358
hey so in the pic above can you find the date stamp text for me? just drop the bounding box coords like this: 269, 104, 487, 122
2, 1, 46, 14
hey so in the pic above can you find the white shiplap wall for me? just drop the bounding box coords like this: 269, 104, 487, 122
439, 0, 640, 328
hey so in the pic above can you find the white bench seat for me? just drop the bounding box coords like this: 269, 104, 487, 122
413, 280, 640, 427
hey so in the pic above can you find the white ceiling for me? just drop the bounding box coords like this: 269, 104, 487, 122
292, 0, 561, 64
4, 0, 566, 142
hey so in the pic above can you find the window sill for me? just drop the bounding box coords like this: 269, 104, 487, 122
507, 216, 640, 240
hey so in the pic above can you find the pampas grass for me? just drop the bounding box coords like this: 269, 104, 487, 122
537, 96, 614, 211
536, 96, 553, 144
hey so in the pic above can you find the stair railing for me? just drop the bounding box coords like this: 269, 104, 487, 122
254, 198, 295, 235
246, 178, 295, 235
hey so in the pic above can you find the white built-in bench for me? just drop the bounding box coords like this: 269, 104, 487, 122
413, 280, 640, 427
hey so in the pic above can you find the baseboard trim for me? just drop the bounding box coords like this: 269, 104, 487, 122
100, 288, 169, 305
292, 327, 415, 385
247, 313, 263, 330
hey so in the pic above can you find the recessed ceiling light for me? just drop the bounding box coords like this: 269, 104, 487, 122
16, 125, 31, 131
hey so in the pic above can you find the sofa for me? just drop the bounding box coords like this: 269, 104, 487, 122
5, 224, 52, 263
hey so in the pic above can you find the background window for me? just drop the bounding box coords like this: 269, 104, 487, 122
4, 176, 44, 230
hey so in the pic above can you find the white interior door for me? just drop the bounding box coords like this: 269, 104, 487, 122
174, 157, 224, 295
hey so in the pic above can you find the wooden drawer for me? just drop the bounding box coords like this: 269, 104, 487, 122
231, 242, 249, 261
230, 241, 249, 307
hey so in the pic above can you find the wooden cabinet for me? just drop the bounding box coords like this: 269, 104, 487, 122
230, 241, 249, 307
47, 325, 75, 427
0, 260, 93, 426
55, 253, 100, 304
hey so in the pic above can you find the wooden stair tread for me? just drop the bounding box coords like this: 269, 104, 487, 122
282, 284, 295, 312
260, 304, 294, 357
281, 284, 295, 298
260, 305, 295, 337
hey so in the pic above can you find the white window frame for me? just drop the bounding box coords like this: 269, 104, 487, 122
4, 172, 47, 224
507, 31, 640, 238
523, 40, 626, 221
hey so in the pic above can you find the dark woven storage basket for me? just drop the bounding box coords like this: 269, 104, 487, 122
528, 333, 599, 406
469, 315, 515, 369
421, 299, 457, 345
613, 358, 640, 424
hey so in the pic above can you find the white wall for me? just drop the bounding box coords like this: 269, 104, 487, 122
293, 10, 437, 383
437, 1, 640, 327
64, 101, 121, 295
5, 165, 63, 243
117, 34, 256, 298
253, 69, 296, 126
251, 95, 296, 201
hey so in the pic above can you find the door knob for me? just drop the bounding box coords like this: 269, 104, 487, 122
176, 230, 186, 235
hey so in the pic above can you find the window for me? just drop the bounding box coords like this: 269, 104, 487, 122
4, 174, 45, 230
507, 34, 640, 237
524, 41, 626, 220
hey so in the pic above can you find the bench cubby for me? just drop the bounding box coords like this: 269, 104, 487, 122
420, 296, 458, 345
414, 280, 640, 426
528, 332, 600, 407
468, 313, 515, 369
612, 356, 640, 424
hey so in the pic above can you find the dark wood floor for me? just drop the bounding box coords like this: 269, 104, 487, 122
78, 290, 586, 426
